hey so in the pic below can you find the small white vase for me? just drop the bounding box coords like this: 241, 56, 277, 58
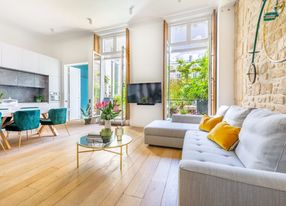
105, 120, 111, 129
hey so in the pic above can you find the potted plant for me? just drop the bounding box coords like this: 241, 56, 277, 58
34, 95, 44, 103
81, 100, 92, 125
0, 92, 4, 103
96, 101, 120, 143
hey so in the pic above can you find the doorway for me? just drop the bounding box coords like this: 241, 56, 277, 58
64, 63, 89, 121
93, 33, 127, 123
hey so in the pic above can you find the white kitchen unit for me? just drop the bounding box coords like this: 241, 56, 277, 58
21, 49, 39, 73
1, 43, 22, 70
0, 41, 62, 105
49, 75, 60, 91
39, 54, 61, 76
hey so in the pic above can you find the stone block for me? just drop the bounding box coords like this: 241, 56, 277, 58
273, 95, 285, 105
253, 82, 261, 95
271, 69, 285, 78
281, 78, 286, 95
260, 83, 273, 94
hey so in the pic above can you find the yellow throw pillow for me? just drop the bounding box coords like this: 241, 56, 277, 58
199, 115, 223, 132
207, 121, 241, 151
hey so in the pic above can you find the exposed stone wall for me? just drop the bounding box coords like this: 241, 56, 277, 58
234, 0, 286, 112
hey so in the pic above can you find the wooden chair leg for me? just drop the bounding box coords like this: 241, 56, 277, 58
48, 125, 58, 136
0, 131, 11, 150
38, 125, 45, 135
26, 131, 29, 140
65, 124, 70, 136
18, 132, 22, 148
0, 140, 5, 151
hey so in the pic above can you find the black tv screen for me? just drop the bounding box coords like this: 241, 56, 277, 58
127, 82, 162, 105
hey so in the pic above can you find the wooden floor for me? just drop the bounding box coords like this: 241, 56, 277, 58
0, 121, 182, 206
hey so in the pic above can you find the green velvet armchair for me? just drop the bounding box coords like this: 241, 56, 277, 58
5, 110, 41, 148
39, 108, 70, 136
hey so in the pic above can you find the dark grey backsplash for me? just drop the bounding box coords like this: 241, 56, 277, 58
0, 67, 49, 103
0, 86, 48, 102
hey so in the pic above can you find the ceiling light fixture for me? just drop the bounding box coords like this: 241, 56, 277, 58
129, 6, 134, 15
86, 17, 93, 25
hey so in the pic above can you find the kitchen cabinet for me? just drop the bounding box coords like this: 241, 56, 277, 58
0, 68, 18, 86
1, 43, 22, 70
17, 71, 35, 87
34, 75, 47, 88
21, 50, 39, 73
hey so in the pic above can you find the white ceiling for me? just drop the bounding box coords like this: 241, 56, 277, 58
0, 0, 219, 35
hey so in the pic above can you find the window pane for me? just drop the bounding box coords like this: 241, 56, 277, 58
116, 36, 126, 51
191, 21, 208, 40
103, 38, 114, 53
171, 24, 187, 43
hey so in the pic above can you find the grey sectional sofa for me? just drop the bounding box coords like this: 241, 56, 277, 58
144, 106, 286, 206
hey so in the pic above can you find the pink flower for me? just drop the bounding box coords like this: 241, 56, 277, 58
103, 101, 109, 107
113, 105, 119, 112
95, 101, 110, 110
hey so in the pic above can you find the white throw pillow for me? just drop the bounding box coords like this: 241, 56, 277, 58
222, 106, 253, 127
235, 109, 286, 173
215, 105, 230, 117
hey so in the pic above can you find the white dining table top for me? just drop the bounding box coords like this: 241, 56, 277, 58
0, 103, 59, 117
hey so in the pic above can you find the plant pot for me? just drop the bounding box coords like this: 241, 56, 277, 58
84, 118, 92, 125
100, 128, 113, 143
196, 100, 208, 115
104, 120, 111, 129
101, 136, 112, 143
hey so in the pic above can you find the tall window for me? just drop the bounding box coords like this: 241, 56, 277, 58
99, 33, 126, 121
167, 19, 210, 118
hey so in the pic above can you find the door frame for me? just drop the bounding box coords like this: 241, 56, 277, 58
63, 62, 88, 121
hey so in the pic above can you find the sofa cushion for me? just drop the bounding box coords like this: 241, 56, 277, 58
207, 121, 241, 151
235, 109, 286, 173
199, 115, 223, 132
222, 106, 253, 127
144, 120, 199, 139
215, 105, 230, 117
182, 130, 244, 167
172, 114, 202, 124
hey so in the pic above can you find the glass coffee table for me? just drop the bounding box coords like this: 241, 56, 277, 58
76, 134, 132, 170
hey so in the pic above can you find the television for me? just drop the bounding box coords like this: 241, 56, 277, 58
127, 82, 162, 105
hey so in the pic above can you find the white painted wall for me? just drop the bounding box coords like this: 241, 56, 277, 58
129, 20, 164, 127
50, 32, 93, 65
217, 6, 235, 108
0, 20, 53, 56
50, 32, 94, 106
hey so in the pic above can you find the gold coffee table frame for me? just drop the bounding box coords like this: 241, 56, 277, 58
76, 135, 132, 170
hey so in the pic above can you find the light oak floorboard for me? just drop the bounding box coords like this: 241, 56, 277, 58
0, 122, 182, 206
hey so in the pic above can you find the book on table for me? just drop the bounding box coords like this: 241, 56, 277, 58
87, 133, 102, 143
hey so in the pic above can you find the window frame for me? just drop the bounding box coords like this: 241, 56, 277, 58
166, 16, 212, 118
169, 18, 210, 49
170, 23, 188, 44
101, 32, 126, 55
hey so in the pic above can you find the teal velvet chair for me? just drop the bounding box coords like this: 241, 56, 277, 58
20, 107, 39, 134
5, 110, 40, 148
0, 112, 6, 151
40, 108, 70, 136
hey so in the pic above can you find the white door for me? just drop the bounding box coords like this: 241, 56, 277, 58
69, 67, 81, 120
